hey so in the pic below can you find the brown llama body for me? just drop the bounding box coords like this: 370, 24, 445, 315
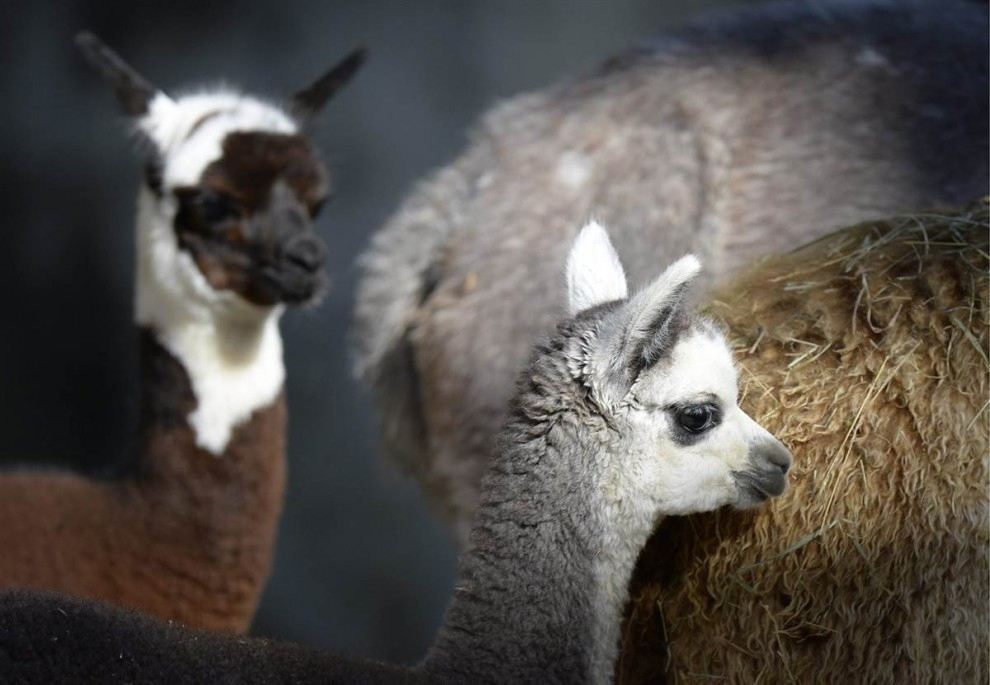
0, 35, 365, 632
617, 201, 989, 683
0, 333, 286, 632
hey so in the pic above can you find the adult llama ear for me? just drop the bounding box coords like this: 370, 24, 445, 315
75, 31, 163, 117
566, 220, 629, 316
290, 47, 368, 124
619, 254, 701, 376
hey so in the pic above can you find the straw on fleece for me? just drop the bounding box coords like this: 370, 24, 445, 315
617, 198, 989, 684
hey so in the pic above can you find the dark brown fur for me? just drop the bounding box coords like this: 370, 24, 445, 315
0, 34, 367, 637
174, 132, 329, 306
0, 331, 287, 632
198, 132, 328, 214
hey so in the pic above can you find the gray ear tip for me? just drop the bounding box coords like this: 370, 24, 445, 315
74, 30, 106, 56
331, 46, 370, 86
290, 46, 370, 123
349, 46, 370, 66
74, 31, 97, 56
73, 30, 158, 118
337, 46, 369, 84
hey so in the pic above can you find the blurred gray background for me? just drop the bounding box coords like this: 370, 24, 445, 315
0, 0, 747, 662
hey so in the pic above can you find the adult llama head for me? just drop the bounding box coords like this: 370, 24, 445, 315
76, 31, 365, 315
76, 32, 366, 454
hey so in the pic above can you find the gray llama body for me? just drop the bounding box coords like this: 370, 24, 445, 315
353, 0, 990, 540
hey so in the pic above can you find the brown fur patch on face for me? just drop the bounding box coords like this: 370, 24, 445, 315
172, 131, 330, 306
199, 132, 329, 214
179, 231, 250, 292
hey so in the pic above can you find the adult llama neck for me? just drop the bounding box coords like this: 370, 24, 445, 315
133, 184, 287, 456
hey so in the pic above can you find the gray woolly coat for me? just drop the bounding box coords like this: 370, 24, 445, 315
353, 0, 990, 540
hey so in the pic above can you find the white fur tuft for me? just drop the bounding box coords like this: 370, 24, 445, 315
169, 312, 285, 455
566, 220, 628, 316
555, 151, 592, 190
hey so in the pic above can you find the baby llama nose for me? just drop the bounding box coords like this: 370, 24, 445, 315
759, 439, 792, 475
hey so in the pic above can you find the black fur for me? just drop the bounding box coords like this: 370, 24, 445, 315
0, 590, 426, 685
290, 48, 368, 123
74, 32, 157, 117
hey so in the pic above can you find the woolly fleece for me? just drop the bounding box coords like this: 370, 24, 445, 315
617, 199, 989, 683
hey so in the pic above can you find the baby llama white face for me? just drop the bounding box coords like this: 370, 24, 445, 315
621, 324, 791, 515
566, 221, 792, 521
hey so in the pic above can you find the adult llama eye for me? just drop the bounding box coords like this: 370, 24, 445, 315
675, 403, 720, 434
309, 196, 329, 219
196, 190, 239, 225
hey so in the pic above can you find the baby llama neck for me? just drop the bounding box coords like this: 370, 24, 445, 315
421, 344, 656, 684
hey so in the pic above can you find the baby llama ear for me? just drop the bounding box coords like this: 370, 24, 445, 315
619, 254, 701, 376
566, 220, 629, 316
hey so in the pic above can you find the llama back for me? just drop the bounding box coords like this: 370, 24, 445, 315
352, 0, 990, 537
619, 199, 990, 683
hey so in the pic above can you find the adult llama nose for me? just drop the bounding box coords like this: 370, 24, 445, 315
284, 234, 326, 272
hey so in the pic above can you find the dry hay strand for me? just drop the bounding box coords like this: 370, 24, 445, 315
617, 198, 990, 684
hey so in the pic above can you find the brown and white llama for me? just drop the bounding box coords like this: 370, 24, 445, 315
0, 33, 365, 632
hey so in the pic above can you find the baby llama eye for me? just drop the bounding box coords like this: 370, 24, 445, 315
675, 404, 720, 433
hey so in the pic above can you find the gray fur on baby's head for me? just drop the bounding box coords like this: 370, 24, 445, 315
563, 220, 706, 412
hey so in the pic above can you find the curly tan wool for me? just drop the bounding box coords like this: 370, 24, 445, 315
617, 200, 989, 684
